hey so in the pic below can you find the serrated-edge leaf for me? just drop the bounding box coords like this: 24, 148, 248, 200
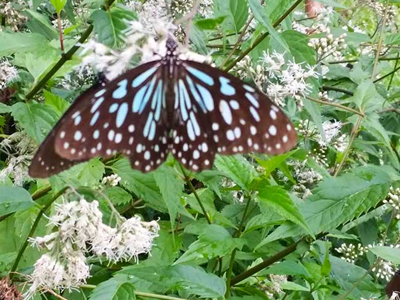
0, 186, 34, 216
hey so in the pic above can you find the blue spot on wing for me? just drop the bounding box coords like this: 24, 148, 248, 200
116, 102, 128, 127
132, 66, 158, 88
112, 79, 128, 99
186, 66, 214, 86
219, 77, 235, 96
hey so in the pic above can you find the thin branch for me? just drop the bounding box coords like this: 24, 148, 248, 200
333, 112, 364, 176
230, 237, 307, 286
223, 0, 303, 72
322, 86, 354, 96
306, 96, 364, 116
373, 64, 400, 83
179, 164, 211, 224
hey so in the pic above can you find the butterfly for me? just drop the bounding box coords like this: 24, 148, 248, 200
29, 37, 297, 178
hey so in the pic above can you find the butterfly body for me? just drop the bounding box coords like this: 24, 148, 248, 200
29, 38, 297, 178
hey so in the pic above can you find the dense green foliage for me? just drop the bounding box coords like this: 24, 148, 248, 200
1, 0, 400, 299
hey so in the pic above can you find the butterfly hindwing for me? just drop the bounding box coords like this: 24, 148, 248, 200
171, 61, 297, 172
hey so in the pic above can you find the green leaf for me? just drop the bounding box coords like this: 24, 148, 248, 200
25, 9, 58, 40
90, 7, 135, 47
153, 165, 185, 228
12, 101, 57, 143
214, 155, 257, 190
281, 30, 316, 65
229, 0, 248, 31
369, 246, 400, 264
265, 261, 311, 278
50, 0, 67, 13
90, 10, 117, 47
0, 103, 11, 114
43, 90, 69, 115
171, 265, 226, 298
112, 159, 166, 212
249, 0, 290, 54
281, 281, 309, 291
77, 158, 105, 186
195, 17, 226, 30
186, 188, 217, 216
0, 32, 48, 56
119, 264, 225, 298
347, 80, 384, 110
90, 278, 135, 300
330, 256, 378, 297
175, 224, 244, 264
0, 186, 34, 216
214, 0, 248, 33
103, 186, 132, 206
260, 165, 392, 245
257, 149, 299, 177
256, 186, 311, 237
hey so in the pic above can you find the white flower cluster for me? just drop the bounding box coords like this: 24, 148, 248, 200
0, 1, 27, 32
0, 60, 18, 90
308, 30, 347, 62
292, 6, 334, 35
263, 52, 318, 107
102, 174, 121, 186
0, 132, 36, 185
373, 259, 395, 281
289, 159, 323, 199
335, 243, 368, 264
323, 121, 347, 153
383, 186, 400, 219
233, 53, 318, 107
27, 199, 159, 298
25, 252, 90, 299
361, 0, 398, 26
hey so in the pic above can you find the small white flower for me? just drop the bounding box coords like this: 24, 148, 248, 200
0, 60, 18, 90
102, 174, 121, 186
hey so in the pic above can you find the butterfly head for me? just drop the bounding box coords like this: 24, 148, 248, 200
166, 37, 178, 56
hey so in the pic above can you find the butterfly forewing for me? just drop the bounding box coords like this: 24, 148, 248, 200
29, 82, 108, 177
170, 61, 297, 172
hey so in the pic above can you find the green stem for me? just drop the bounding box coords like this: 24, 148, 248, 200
306, 96, 364, 116
25, 25, 93, 101
178, 164, 211, 224
223, 0, 303, 72
10, 187, 68, 277
225, 196, 253, 297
